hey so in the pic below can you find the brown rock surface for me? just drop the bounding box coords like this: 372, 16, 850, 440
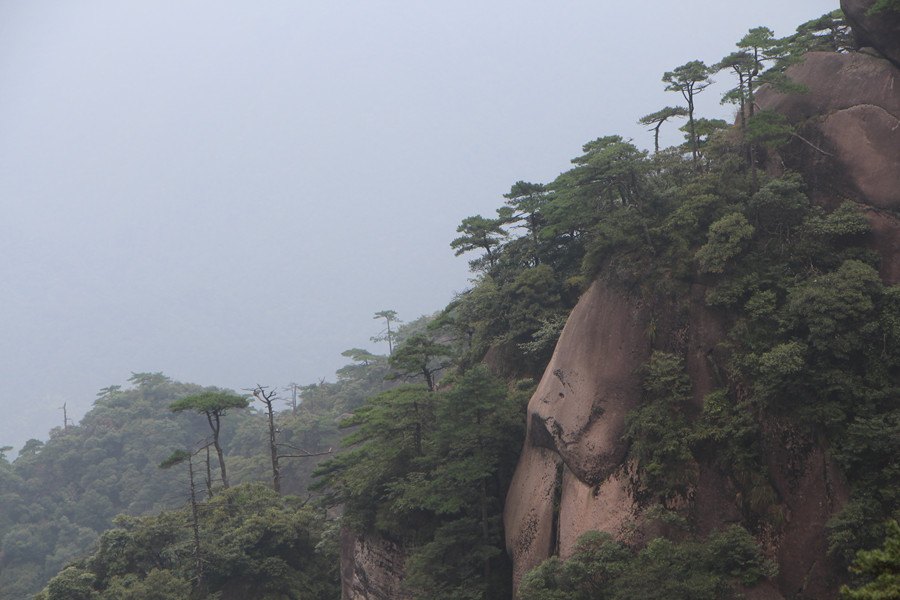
504, 281, 651, 588
339, 528, 415, 600
760, 423, 849, 598
841, 0, 900, 66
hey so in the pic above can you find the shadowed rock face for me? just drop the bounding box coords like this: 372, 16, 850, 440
842, 0, 900, 66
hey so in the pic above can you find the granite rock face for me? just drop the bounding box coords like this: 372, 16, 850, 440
339, 528, 415, 600
503, 283, 651, 586
503, 279, 849, 598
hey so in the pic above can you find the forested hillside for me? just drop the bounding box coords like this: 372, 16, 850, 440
0, 360, 381, 598
4, 3, 900, 599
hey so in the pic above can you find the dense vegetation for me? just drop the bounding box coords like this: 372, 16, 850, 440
3, 5, 900, 599
518, 527, 776, 600
0, 366, 373, 598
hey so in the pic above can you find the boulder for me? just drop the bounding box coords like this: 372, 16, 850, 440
841, 0, 900, 66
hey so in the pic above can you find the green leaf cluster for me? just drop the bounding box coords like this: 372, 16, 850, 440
842, 520, 900, 599
35, 484, 340, 600
519, 527, 776, 600
313, 365, 527, 598
624, 352, 696, 499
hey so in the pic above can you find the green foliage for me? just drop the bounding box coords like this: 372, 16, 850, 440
789, 10, 853, 53
98, 569, 192, 600
518, 313, 568, 361
662, 60, 712, 168
519, 527, 775, 600
387, 333, 452, 391
451, 215, 509, 272
170, 391, 250, 490
500, 181, 550, 266
314, 366, 524, 598
695, 212, 754, 273
441, 263, 570, 378
543, 135, 650, 250
868, 0, 900, 15
842, 521, 900, 599
625, 352, 695, 499
168, 391, 249, 417
829, 498, 891, 563
639, 106, 689, 152
36, 483, 340, 600
371, 310, 402, 355
518, 531, 632, 600
0, 366, 362, 597
746, 172, 809, 233
784, 259, 881, 360
158, 449, 190, 469
745, 109, 793, 150
0, 377, 223, 598
36, 566, 96, 600
16, 12, 896, 600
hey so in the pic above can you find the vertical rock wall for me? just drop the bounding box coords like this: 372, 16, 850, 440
339, 528, 415, 600
503, 282, 651, 587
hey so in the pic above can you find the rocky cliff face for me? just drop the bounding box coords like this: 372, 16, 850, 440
339, 528, 415, 600
503, 278, 851, 598
504, 3, 900, 598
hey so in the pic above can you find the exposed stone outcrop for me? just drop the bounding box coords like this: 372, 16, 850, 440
342, 9, 900, 599
339, 528, 415, 600
841, 0, 900, 66
504, 283, 651, 585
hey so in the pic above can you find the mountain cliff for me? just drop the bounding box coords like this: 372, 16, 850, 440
504, 2, 900, 598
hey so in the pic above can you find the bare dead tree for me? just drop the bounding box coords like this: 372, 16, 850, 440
159, 443, 211, 595
60, 403, 74, 434
284, 382, 299, 412
251, 385, 283, 495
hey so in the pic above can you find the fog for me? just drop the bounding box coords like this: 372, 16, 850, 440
0, 0, 834, 451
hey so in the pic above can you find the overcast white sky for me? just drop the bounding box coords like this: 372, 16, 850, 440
0, 0, 834, 451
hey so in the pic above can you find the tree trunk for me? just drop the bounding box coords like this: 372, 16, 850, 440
209, 412, 229, 489
205, 445, 213, 498
481, 477, 490, 585
266, 399, 281, 494
687, 95, 699, 171
187, 456, 205, 595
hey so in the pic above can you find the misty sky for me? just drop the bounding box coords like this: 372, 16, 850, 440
0, 0, 834, 451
